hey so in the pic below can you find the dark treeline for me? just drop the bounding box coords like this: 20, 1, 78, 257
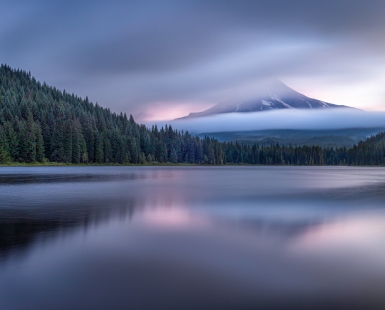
223, 134, 385, 165
0, 64, 384, 165
0, 65, 223, 165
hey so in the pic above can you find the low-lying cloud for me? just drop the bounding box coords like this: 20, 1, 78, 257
152, 109, 385, 134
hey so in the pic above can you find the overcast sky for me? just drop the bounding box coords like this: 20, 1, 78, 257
1, 0, 385, 121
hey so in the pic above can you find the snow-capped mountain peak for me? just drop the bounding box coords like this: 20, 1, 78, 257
176, 80, 352, 120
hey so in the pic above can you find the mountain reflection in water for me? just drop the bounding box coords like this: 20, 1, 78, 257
1, 166, 385, 310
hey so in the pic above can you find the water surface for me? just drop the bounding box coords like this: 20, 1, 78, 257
1, 166, 385, 309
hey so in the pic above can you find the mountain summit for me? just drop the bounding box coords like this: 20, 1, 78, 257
177, 80, 352, 120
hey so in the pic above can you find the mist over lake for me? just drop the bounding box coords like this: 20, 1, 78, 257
1, 166, 385, 310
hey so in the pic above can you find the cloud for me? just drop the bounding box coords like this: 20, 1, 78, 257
158, 109, 385, 134
1, 0, 385, 119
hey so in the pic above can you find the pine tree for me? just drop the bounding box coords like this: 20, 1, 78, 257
170, 148, 178, 163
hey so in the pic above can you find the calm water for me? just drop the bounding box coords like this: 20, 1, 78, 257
1, 166, 385, 309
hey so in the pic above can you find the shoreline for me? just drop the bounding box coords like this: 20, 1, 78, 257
0, 162, 384, 167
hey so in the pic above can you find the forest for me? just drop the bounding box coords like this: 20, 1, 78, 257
1, 64, 385, 166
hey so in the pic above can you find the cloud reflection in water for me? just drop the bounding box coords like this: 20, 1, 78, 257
1, 166, 385, 309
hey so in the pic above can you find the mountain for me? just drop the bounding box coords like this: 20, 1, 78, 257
1, 65, 385, 166
177, 80, 352, 119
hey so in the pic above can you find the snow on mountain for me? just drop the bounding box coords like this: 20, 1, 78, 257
176, 80, 352, 120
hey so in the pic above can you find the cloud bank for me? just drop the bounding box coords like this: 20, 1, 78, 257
157, 109, 385, 134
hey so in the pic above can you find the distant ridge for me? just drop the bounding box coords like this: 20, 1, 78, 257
176, 80, 353, 120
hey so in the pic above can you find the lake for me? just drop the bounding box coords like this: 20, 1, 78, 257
1, 166, 385, 309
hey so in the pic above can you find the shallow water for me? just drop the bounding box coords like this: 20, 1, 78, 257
1, 166, 385, 309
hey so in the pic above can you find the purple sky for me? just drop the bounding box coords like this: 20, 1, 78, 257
1, 0, 385, 121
